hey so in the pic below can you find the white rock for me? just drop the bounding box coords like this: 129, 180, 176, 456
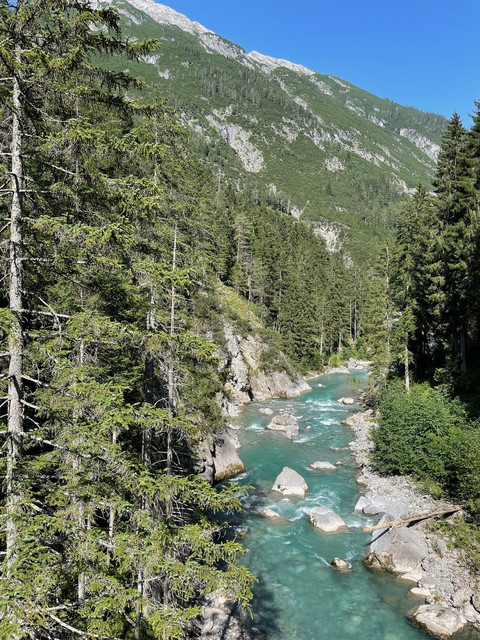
308, 461, 337, 472
272, 467, 308, 498
337, 397, 354, 405
354, 496, 370, 513
398, 568, 424, 584
260, 508, 287, 521
259, 408, 274, 416
410, 587, 431, 598
309, 506, 348, 533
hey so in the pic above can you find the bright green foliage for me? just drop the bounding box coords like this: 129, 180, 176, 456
372, 381, 480, 520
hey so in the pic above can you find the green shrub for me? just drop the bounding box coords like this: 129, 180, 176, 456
372, 381, 480, 521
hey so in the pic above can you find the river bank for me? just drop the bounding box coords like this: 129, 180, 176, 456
346, 409, 480, 638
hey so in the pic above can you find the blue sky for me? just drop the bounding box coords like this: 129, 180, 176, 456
163, 0, 480, 127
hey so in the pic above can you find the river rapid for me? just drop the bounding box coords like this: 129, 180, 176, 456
230, 372, 434, 640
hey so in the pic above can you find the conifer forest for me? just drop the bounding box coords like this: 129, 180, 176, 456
1, 2, 480, 639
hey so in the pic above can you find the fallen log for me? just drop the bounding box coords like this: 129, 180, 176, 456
363, 506, 463, 533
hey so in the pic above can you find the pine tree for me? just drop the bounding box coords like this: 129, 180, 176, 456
432, 113, 473, 376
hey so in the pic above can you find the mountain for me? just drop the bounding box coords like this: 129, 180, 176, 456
97, 0, 446, 242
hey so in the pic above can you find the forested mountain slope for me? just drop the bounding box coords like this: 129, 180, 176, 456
97, 0, 446, 238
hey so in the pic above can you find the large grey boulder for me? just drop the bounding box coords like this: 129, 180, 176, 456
365, 523, 428, 574
410, 604, 466, 639
309, 506, 348, 533
213, 429, 245, 482
266, 415, 299, 439
272, 467, 308, 498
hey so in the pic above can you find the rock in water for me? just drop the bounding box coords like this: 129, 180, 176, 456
309, 506, 348, 533
266, 415, 299, 439
331, 557, 351, 570
308, 461, 337, 472
260, 508, 287, 521
259, 407, 274, 416
337, 397, 354, 405
213, 429, 245, 482
410, 604, 466, 638
272, 467, 308, 497
365, 526, 428, 574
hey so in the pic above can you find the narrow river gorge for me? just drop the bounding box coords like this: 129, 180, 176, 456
229, 373, 475, 640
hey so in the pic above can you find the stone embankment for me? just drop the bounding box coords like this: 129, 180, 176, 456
346, 410, 480, 638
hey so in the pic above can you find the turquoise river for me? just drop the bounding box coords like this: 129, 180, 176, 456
230, 372, 476, 640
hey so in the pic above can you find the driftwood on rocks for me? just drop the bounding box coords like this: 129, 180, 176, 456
363, 506, 463, 533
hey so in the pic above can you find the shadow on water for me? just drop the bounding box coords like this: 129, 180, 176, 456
247, 576, 282, 639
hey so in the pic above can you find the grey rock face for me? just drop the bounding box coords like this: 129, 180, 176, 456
266, 415, 299, 440
199, 591, 255, 640
213, 429, 245, 482
410, 604, 466, 639
309, 506, 348, 533
272, 467, 308, 497
222, 323, 311, 415
365, 526, 428, 574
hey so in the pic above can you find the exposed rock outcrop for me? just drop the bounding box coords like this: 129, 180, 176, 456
198, 591, 258, 640
197, 428, 245, 484
222, 323, 311, 415
212, 429, 245, 482
272, 467, 308, 498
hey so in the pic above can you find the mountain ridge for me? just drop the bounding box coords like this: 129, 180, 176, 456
98, 0, 447, 241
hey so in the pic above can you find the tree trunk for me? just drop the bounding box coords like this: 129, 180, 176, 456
6, 49, 24, 573
404, 341, 410, 393
459, 325, 467, 373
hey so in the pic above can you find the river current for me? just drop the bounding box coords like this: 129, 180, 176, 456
230, 372, 432, 640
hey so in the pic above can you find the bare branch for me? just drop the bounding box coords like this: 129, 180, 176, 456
48, 612, 124, 639
20, 399, 40, 411
22, 374, 47, 387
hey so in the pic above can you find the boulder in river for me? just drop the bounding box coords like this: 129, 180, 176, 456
259, 407, 274, 416
309, 506, 348, 533
365, 522, 428, 574
266, 415, 299, 439
410, 604, 466, 639
272, 467, 308, 498
308, 461, 337, 472
260, 508, 287, 522
331, 557, 351, 570
337, 397, 354, 405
